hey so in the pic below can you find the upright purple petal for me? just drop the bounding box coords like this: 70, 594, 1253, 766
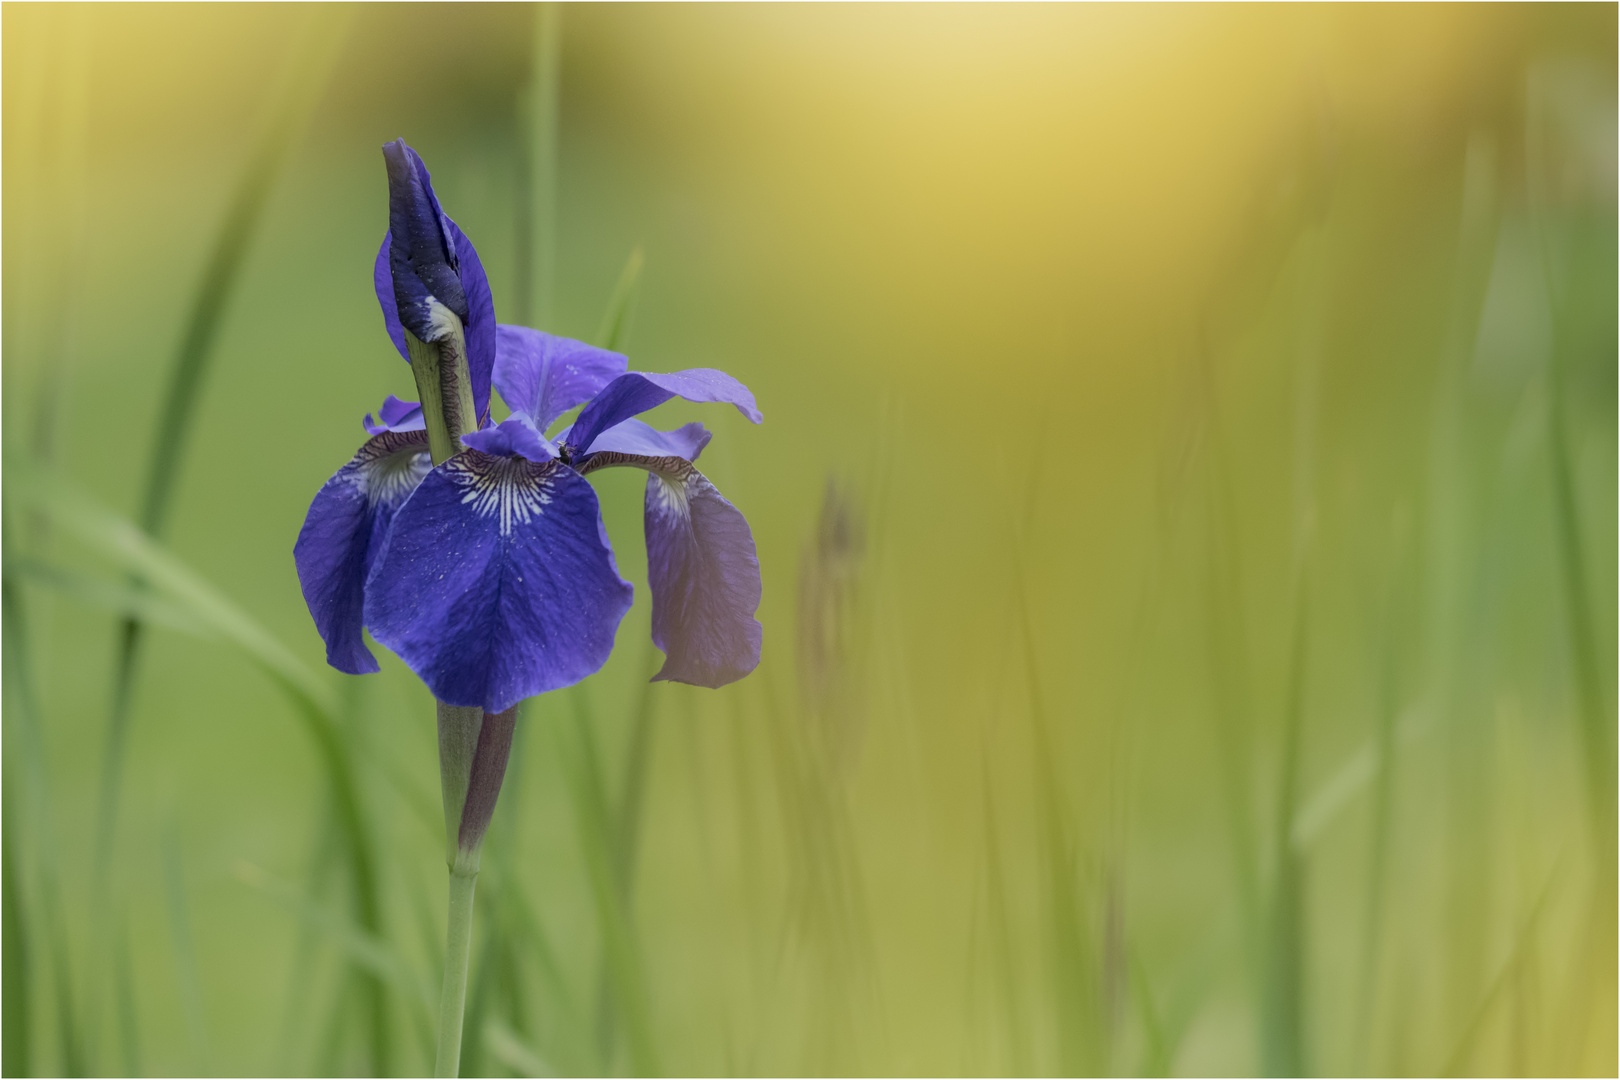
493, 325, 627, 431
374, 234, 409, 362
569, 369, 762, 455
579, 452, 762, 687
383, 140, 468, 339
448, 220, 496, 423
364, 451, 634, 712
294, 431, 431, 674
375, 146, 496, 423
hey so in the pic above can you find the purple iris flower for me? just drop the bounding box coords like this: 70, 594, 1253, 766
294, 140, 764, 714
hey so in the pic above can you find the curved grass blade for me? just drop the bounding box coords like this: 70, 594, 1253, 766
1, 504, 85, 1076
97, 0, 357, 953
595, 247, 644, 352
11, 460, 392, 1075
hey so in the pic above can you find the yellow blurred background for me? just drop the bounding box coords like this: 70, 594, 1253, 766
3, 4, 1614, 1076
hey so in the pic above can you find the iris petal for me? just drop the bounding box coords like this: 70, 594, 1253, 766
373, 235, 409, 362
461, 415, 559, 462
294, 430, 431, 674
383, 140, 468, 337
579, 450, 762, 687
493, 325, 627, 431
364, 450, 634, 712
569, 370, 762, 456
584, 417, 711, 461
448, 219, 496, 424
363, 394, 425, 436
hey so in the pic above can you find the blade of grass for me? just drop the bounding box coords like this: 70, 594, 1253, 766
517, 1, 562, 329
1, 505, 85, 1077
2, 773, 31, 1079
486, 1016, 558, 1078
13, 460, 393, 1075
561, 685, 660, 1076
95, 0, 355, 950
595, 247, 645, 352
1440, 856, 1564, 1077
162, 829, 211, 1074
237, 861, 437, 1026
1526, 75, 1616, 875
591, 645, 659, 1066
114, 919, 143, 1077
1261, 593, 1309, 1078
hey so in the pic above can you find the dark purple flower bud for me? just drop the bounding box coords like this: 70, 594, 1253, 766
383, 138, 469, 342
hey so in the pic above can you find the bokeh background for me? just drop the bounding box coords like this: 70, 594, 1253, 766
3, 4, 1615, 1076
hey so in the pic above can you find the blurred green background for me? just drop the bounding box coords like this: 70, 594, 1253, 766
3, 3, 1615, 1076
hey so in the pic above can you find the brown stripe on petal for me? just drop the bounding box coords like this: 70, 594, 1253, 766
575, 450, 694, 481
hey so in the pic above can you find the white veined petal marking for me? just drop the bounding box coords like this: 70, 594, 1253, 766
449, 454, 556, 536
355, 431, 432, 507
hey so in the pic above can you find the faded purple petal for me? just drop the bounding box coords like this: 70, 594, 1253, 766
364, 451, 634, 712
363, 394, 425, 436
569, 370, 763, 456
294, 430, 431, 674
493, 325, 627, 431
584, 418, 711, 461
461, 415, 558, 462
580, 452, 761, 687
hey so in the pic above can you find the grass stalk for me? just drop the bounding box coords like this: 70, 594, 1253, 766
2, 775, 31, 1079
1, 508, 85, 1076
161, 830, 211, 1074
1260, 592, 1309, 1078
93, 2, 354, 905
564, 686, 660, 1076
518, 1, 563, 329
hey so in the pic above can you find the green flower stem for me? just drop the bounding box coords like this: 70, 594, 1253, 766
433, 704, 518, 1077
435, 868, 479, 1078
405, 323, 476, 465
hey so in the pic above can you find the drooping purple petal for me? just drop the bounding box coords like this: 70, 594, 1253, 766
493, 325, 627, 431
364, 451, 634, 712
363, 394, 425, 436
583, 418, 711, 461
579, 451, 761, 687
569, 369, 762, 455
462, 415, 558, 462
294, 430, 431, 674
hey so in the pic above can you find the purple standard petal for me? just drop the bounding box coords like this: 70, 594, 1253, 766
294, 430, 431, 674
383, 140, 468, 340
583, 418, 712, 461
569, 369, 763, 456
374, 234, 409, 362
374, 200, 496, 423
493, 325, 627, 431
580, 452, 762, 687
364, 451, 634, 712
376, 142, 495, 422
447, 219, 496, 423
363, 394, 425, 435
462, 415, 559, 462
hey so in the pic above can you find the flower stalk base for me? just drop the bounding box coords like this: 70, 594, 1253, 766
434, 868, 478, 1078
